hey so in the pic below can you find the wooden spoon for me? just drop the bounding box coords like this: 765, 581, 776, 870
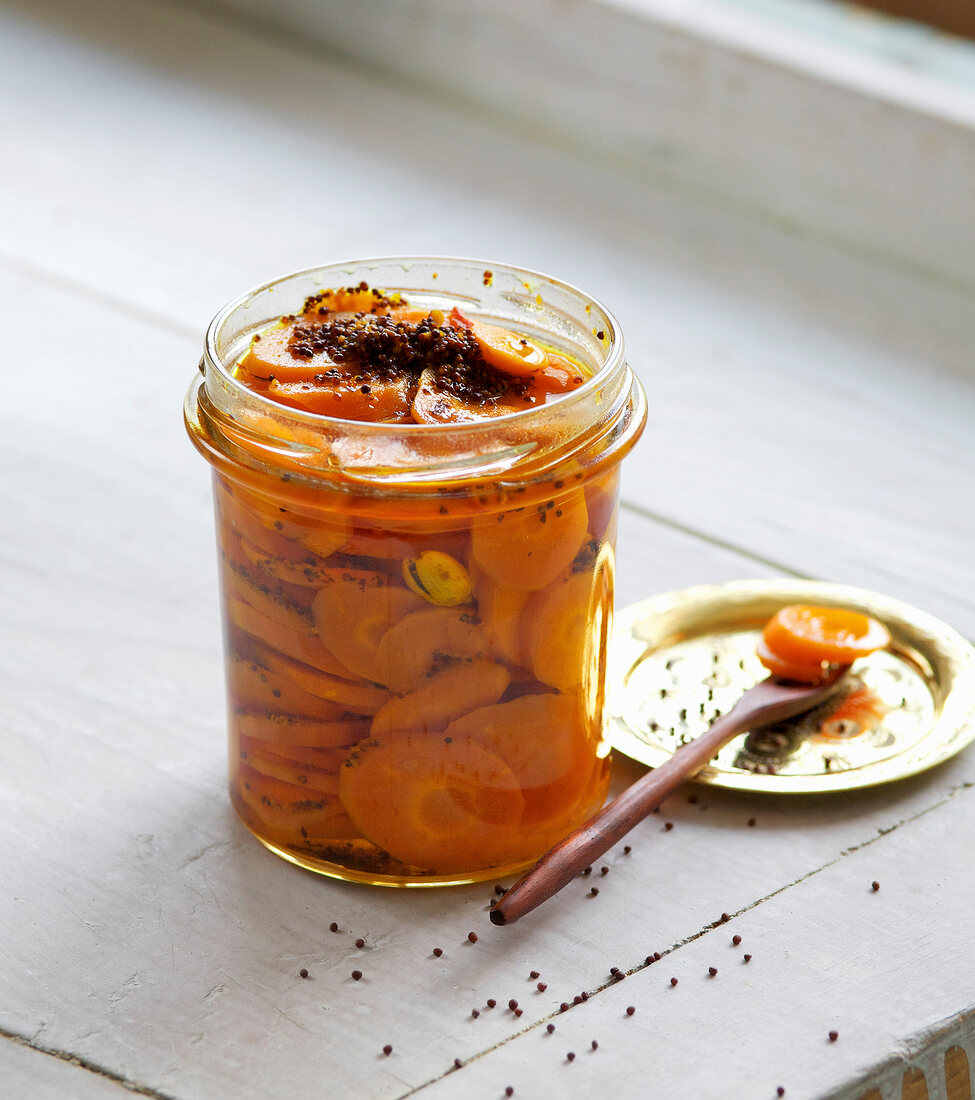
490, 670, 848, 926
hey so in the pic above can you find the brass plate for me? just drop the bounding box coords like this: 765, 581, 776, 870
608, 580, 975, 793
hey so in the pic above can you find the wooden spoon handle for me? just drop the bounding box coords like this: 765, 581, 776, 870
491, 675, 843, 926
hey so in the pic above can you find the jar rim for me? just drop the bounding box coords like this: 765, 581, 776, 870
191, 256, 645, 491
204, 255, 623, 433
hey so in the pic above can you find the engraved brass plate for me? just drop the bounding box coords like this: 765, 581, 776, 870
608, 580, 975, 792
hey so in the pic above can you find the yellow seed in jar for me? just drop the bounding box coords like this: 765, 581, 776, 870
402, 551, 473, 607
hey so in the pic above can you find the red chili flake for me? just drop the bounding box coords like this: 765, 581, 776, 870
468, 931, 479, 943
382, 1044, 392, 1056
509, 999, 519, 1011
708, 967, 717, 977
829, 1031, 839, 1042
471, 1008, 480, 1018
547, 1023, 556, 1033
871, 881, 880, 892
591, 1039, 599, 1050
355, 938, 365, 949
567, 1052, 576, 1062
664, 822, 674, 831
433, 947, 443, 957
626, 1006, 636, 1016
589, 887, 599, 897
486, 999, 497, 1008
529, 970, 540, 979
732, 935, 742, 946
744, 954, 752, 963
670, 977, 678, 987
537, 982, 547, 992
329, 922, 339, 932
514, 1008, 523, 1017
747, 818, 757, 827
623, 846, 631, 854
351, 970, 363, 981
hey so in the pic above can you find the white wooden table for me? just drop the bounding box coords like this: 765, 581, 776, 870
3, 1, 975, 1097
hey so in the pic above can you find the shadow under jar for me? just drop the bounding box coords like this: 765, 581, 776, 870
185, 257, 646, 886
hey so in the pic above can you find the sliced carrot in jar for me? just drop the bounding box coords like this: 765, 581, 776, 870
469, 563, 530, 667
218, 479, 351, 557
446, 693, 591, 827
471, 490, 589, 591
226, 595, 344, 673
526, 570, 593, 693
370, 660, 510, 736
761, 605, 891, 674
223, 561, 315, 635
469, 320, 548, 377
252, 643, 390, 715
267, 375, 415, 422
375, 607, 491, 694
240, 537, 346, 589
233, 711, 371, 747
312, 572, 426, 683
236, 321, 322, 384
237, 737, 343, 796
235, 763, 358, 842
339, 735, 524, 872
227, 655, 344, 721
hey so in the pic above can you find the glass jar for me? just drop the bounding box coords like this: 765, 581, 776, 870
185, 257, 646, 885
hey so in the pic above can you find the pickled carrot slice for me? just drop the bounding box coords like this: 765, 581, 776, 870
237, 322, 320, 383
526, 568, 601, 692
370, 661, 510, 736
227, 655, 344, 720
238, 737, 343, 796
253, 644, 390, 715
411, 368, 533, 423
469, 320, 548, 377
226, 595, 345, 672
223, 560, 315, 634
471, 490, 589, 591
312, 574, 426, 683
339, 735, 524, 872
268, 376, 415, 422
754, 639, 835, 684
218, 479, 351, 557
236, 763, 359, 841
762, 605, 891, 672
234, 712, 371, 747
446, 693, 590, 827
240, 537, 347, 589
374, 608, 492, 694
470, 564, 530, 667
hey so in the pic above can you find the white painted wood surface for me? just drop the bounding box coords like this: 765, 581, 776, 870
2, 1, 974, 1098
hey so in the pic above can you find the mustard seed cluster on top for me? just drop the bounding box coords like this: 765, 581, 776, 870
286, 293, 527, 404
